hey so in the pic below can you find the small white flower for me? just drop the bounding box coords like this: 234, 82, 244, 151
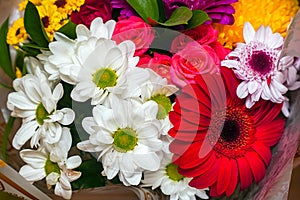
280, 57, 300, 91
142, 153, 209, 200
19, 128, 81, 200
37, 17, 117, 85
7, 68, 75, 149
77, 97, 163, 186
70, 39, 146, 105
222, 22, 292, 108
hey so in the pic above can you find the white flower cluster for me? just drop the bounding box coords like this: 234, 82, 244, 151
7, 17, 208, 200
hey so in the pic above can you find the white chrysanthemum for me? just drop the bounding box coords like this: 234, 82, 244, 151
280, 57, 300, 91
221, 22, 292, 108
37, 17, 117, 84
19, 128, 81, 200
7, 68, 75, 149
77, 97, 162, 186
70, 39, 147, 105
142, 153, 209, 200
140, 69, 178, 120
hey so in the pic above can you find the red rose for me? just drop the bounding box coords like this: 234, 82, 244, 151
170, 24, 218, 53
70, 0, 112, 28
112, 16, 155, 56
138, 53, 172, 83
170, 42, 218, 87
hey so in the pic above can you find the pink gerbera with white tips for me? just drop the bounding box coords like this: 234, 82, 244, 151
222, 22, 291, 108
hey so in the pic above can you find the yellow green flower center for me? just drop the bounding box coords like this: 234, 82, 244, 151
36, 103, 50, 125
92, 68, 118, 89
150, 94, 172, 120
113, 128, 138, 153
44, 158, 60, 176
166, 163, 184, 182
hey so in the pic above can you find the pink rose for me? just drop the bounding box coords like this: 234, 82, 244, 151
170, 24, 218, 53
112, 16, 155, 56
138, 53, 172, 83
70, 0, 112, 28
170, 42, 218, 87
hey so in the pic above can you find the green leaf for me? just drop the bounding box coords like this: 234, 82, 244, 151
19, 45, 41, 57
21, 43, 49, 51
156, 6, 193, 27
24, 1, 49, 48
126, 0, 160, 23
0, 19, 14, 79
0, 82, 13, 89
157, 0, 166, 22
1, 117, 15, 161
58, 20, 77, 40
186, 10, 211, 29
71, 159, 106, 190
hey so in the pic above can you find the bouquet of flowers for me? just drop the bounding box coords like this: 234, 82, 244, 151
1, 0, 300, 199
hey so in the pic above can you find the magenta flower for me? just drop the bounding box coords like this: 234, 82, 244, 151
111, 0, 137, 18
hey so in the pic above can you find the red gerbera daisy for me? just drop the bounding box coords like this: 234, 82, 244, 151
168, 67, 285, 197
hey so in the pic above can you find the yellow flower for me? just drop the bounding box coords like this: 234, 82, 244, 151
15, 67, 23, 78
214, 0, 299, 49
37, 3, 66, 41
19, 0, 42, 11
7, 18, 28, 46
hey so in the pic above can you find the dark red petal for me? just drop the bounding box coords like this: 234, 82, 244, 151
189, 156, 221, 189
237, 157, 253, 190
251, 101, 283, 126
252, 142, 272, 166
225, 158, 238, 196
217, 157, 231, 195
210, 183, 220, 197
245, 151, 266, 183
255, 119, 285, 146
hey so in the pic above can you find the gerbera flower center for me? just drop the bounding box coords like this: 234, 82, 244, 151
92, 68, 118, 89
165, 163, 184, 182
248, 51, 273, 75
149, 94, 172, 120
44, 158, 60, 176
220, 120, 240, 142
208, 106, 255, 158
36, 103, 50, 125
113, 128, 138, 153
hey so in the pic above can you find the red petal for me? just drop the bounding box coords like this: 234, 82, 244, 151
217, 157, 231, 195
252, 142, 272, 166
189, 157, 221, 189
179, 151, 216, 175
251, 101, 283, 126
220, 67, 240, 100
245, 151, 266, 183
225, 158, 238, 196
255, 119, 285, 146
237, 157, 253, 190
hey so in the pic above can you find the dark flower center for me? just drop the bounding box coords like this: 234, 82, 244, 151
55, 0, 67, 8
220, 120, 240, 142
42, 16, 50, 28
248, 51, 273, 75
208, 106, 255, 158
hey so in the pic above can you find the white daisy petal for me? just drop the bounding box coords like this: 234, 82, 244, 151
66, 156, 82, 169
19, 165, 46, 182
20, 149, 47, 168
243, 22, 255, 43
57, 108, 75, 125
12, 121, 38, 150
236, 81, 249, 99
248, 81, 258, 94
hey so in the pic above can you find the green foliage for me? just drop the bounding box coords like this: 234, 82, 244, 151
71, 159, 106, 190
0, 19, 14, 79
155, 6, 193, 26
24, 1, 49, 48
126, 0, 160, 23
58, 20, 77, 40
186, 10, 211, 29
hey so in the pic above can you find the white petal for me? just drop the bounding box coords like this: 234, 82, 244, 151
236, 81, 249, 99
248, 81, 258, 94
19, 165, 46, 182
77, 140, 101, 152
12, 121, 38, 150
121, 172, 142, 186
105, 20, 116, 39
133, 152, 160, 171
57, 108, 75, 125
268, 33, 283, 49
20, 149, 47, 167
82, 117, 97, 134
46, 172, 60, 186
245, 97, 255, 108
43, 122, 62, 144
8, 92, 37, 110
254, 25, 266, 43
261, 81, 271, 100
243, 22, 255, 43
66, 156, 82, 169
54, 182, 72, 200
52, 83, 64, 102
76, 24, 90, 41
